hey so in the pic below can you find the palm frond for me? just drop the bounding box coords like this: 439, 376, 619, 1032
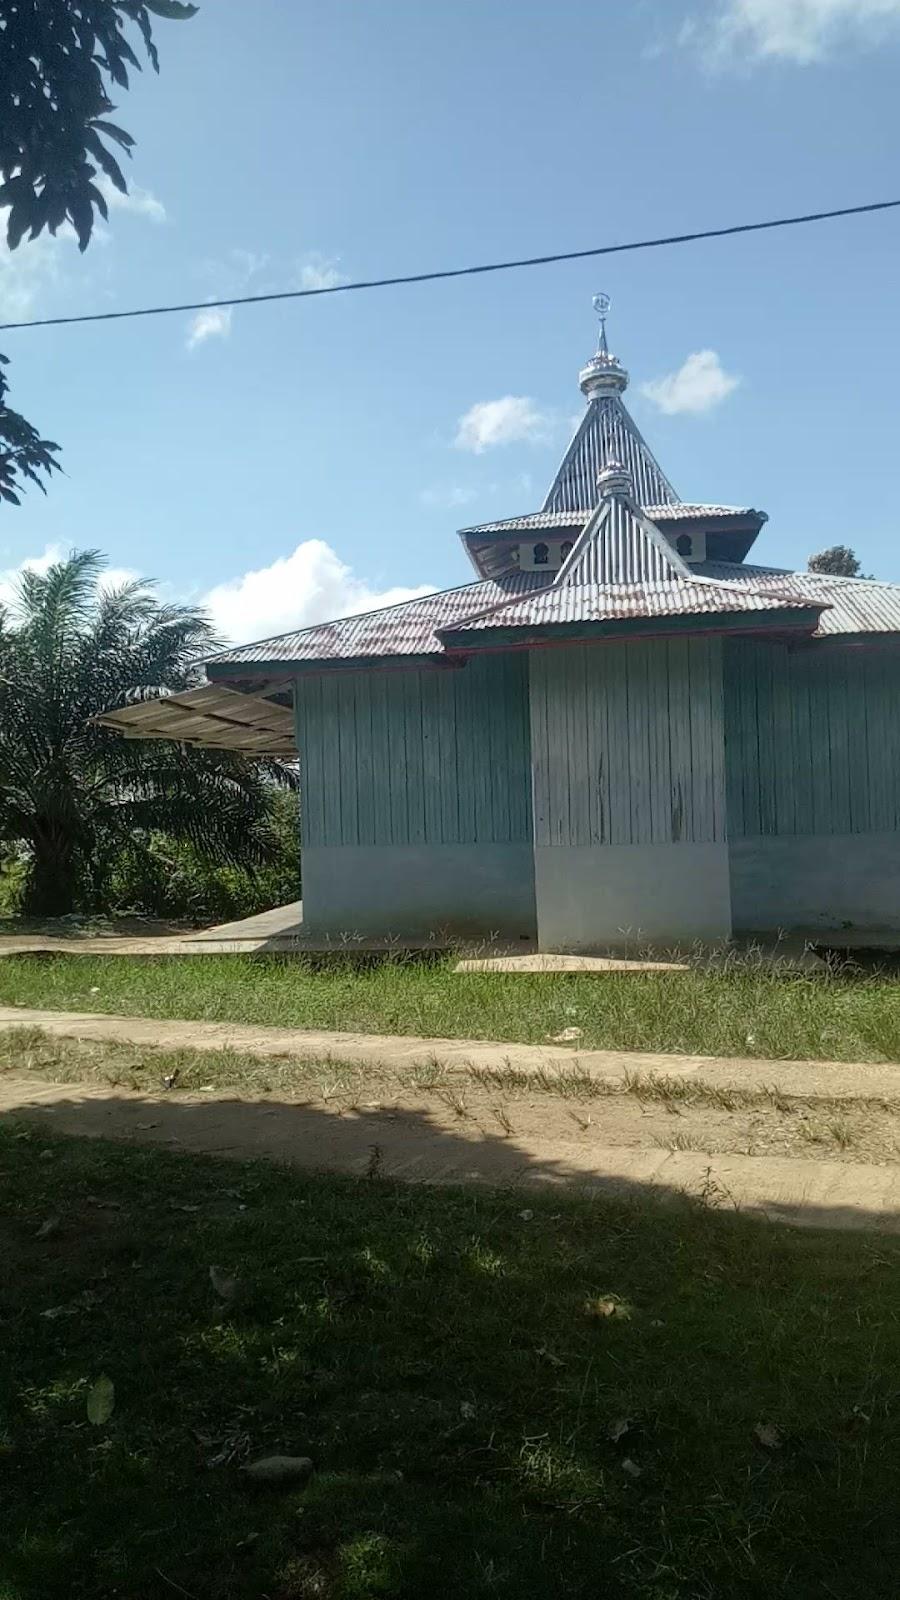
0, 547, 292, 913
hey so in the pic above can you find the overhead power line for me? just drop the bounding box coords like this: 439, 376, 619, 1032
1, 197, 898, 334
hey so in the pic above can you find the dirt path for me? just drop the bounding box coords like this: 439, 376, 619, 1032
2, 1006, 900, 1231
2, 1004, 900, 1098
3, 1070, 900, 1233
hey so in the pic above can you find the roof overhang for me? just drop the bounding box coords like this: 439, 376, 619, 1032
94, 684, 297, 756
437, 607, 826, 652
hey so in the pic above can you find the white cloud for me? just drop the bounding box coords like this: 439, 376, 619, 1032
203, 540, 435, 646
691, 0, 900, 62
0, 544, 65, 611
0, 227, 77, 321
99, 565, 142, 594
96, 176, 167, 223
186, 306, 233, 350
181, 250, 344, 349
0, 177, 163, 324
419, 484, 478, 509
454, 396, 551, 454
641, 350, 740, 415
0, 541, 431, 652
0, 548, 146, 612
296, 254, 348, 292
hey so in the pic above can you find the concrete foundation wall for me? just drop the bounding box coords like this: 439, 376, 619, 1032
534, 842, 732, 951
301, 844, 538, 939
730, 833, 900, 934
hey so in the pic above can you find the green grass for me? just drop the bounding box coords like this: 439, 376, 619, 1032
1, 951, 900, 1061
3, 1130, 900, 1598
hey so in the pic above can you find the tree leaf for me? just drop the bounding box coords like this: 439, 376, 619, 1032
144, 1, 200, 17
90, 120, 137, 151
86, 1374, 115, 1425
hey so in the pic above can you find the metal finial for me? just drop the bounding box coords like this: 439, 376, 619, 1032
597, 458, 632, 499
579, 293, 628, 398
592, 292, 611, 355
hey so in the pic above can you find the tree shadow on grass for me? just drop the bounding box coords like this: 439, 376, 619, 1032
2, 1095, 900, 1600
2, 1080, 899, 1233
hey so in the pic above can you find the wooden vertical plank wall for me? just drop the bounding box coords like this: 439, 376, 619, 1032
529, 637, 726, 847
723, 639, 900, 837
294, 652, 533, 848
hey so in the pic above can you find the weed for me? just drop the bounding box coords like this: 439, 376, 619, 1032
654, 1130, 714, 1153
825, 1116, 856, 1150
567, 1109, 593, 1132
761, 1083, 792, 1114
410, 1054, 447, 1091
436, 1086, 470, 1120
492, 1105, 514, 1138
799, 1122, 828, 1145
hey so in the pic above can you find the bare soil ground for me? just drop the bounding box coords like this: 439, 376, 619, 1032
4, 1047, 899, 1163
4, 1018, 900, 1230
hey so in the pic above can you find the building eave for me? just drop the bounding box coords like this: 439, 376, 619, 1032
438, 607, 825, 652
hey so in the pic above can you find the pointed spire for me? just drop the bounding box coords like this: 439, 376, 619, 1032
579, 292, 629, 399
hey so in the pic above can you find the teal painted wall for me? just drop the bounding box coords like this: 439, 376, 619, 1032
294, 651, 532, 849
530, 637, 726, 847
724, 640, 900, 838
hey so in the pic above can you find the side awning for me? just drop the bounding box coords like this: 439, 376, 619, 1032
94, 684, 297, 757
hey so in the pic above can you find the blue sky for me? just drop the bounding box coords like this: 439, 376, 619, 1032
3, 0, 900, 641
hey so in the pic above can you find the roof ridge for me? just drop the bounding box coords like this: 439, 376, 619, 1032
542, 394, 679, 514
551, 491, 693, 590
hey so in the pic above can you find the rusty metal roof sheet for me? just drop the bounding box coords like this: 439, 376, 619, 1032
208, 573, 548, 668
207, 547, 900, 677
695, 562, 900, 637
441, 577, 821, 636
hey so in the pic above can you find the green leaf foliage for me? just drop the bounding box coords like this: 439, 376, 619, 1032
86, 1375, 115, 1426
0, 1, 197, 504
0, 355, 61, 505
0, 2, 198, 255
0, 549, 298, 917
807, 545, 869, 578
144, 0, 199, 17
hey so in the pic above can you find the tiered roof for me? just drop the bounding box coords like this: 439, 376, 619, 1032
208, 301, 897, 680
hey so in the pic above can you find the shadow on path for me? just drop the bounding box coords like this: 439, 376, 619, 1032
4, 1077, 900, 1234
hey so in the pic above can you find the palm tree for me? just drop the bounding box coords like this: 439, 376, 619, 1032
0, 549, 295, 917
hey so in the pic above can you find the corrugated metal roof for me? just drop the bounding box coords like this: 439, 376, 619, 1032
561, 497, 690, 588
694, 562, 900, 637
442, 577, 820, 634
208, 573, 548, 667
445, 500, 825, 638
209, 542, 864, 672
543, 395, 678, 512
94, 685, 297, 755
460, 510, 587, 535
460, 504, 759, 535
646, 504, 763, 522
